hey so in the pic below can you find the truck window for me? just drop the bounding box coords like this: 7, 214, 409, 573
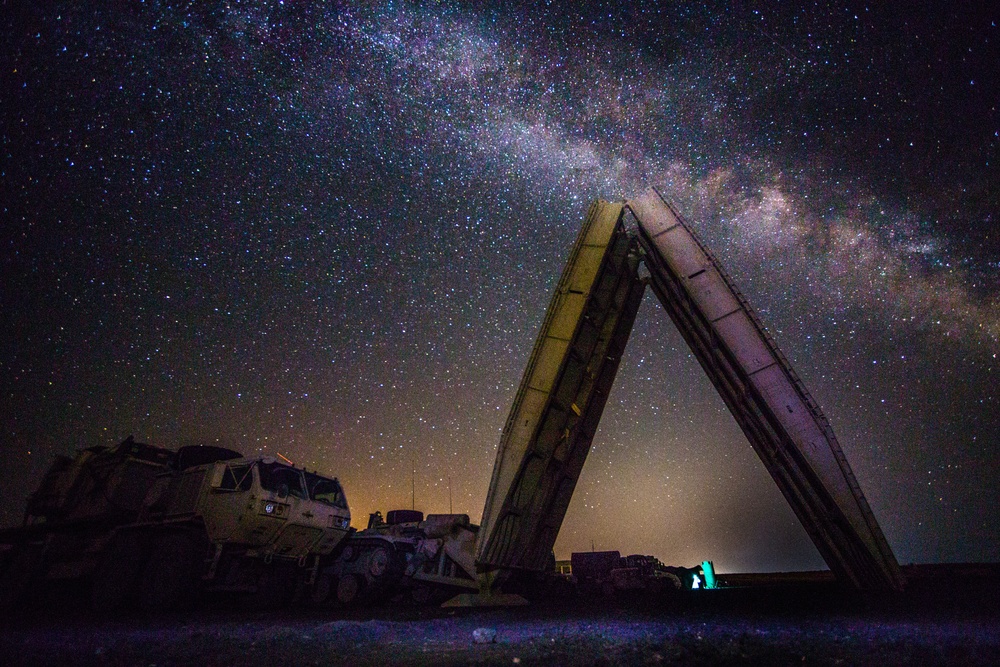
257, 461, 307, 499
219, 463, 252, 491
305, 473, 348, 509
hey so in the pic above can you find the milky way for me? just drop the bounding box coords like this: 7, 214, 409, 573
3, 1, 998, 571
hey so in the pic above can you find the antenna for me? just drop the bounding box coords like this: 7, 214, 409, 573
448, 476, 453, 514
411, 454, 415, 511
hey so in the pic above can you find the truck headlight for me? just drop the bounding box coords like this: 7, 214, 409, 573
260, 500, 287, 517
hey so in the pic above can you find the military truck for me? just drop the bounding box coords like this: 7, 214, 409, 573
0, 436, 352, 612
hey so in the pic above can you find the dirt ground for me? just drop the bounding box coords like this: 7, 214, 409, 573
3, 581, 999, 667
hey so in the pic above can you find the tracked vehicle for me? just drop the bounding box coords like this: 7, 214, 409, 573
311, 509, 480, 606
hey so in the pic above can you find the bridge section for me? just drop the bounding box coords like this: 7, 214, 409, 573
476, 201, 645, 574
627, 187, 903, 591
473, 190, 903, 593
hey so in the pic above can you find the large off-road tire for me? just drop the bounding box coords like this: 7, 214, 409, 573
336, 573, 362, 605
139, 533, 203, 613
311, 572, 334, 605
91, 532, 148, 613
0, 544, 44, 613
367, 545, 391, 582
362, 542, 406, 604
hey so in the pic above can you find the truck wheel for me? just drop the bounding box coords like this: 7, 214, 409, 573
139, 533, 202, 612
91, 532, 147, 613
367, 545, 391, 581
0, 544, 43, 613
311, 572, 334, 605
336, 573, 362, 605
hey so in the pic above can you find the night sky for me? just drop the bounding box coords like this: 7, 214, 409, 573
3, 1, 998, 573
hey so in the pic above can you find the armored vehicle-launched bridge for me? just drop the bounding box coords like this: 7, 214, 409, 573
475, 188, 904, 593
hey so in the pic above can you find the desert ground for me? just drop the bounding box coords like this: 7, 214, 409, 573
2, 569, 999, 666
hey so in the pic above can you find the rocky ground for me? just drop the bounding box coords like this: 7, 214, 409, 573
2, 578, 998, 666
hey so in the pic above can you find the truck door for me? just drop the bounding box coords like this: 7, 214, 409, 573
202, 461, 254, 542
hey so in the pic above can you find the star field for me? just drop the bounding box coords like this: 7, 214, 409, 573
2, 1, 998, 572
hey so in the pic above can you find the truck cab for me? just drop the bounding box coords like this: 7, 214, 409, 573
198, 456, 351, 560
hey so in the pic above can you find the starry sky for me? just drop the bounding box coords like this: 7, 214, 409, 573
3, 1, 998, 573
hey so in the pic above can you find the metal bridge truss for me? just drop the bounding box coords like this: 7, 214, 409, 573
475, 189, 904, 592
477, 201, 645, 573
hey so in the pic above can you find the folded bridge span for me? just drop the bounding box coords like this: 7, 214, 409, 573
475, 188, 904, 592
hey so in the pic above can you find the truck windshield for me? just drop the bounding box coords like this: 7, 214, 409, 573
257, 461, 307, 499
304, 471, 348, 509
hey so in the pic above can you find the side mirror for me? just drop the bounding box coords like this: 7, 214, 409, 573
277, 483, 289, 499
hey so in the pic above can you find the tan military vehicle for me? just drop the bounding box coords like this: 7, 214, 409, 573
311, 509, 480, 606
0, 437, 351, 612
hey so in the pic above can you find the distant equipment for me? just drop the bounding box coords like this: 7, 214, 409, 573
569, 550, 715, 595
